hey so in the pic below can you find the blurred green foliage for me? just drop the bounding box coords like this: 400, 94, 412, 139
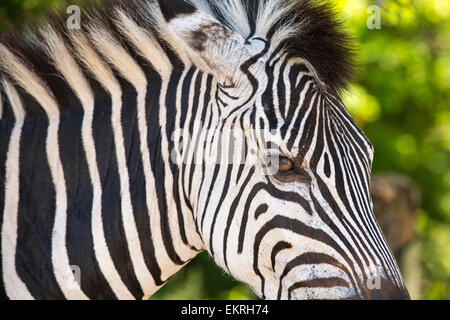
0, 0, 448, 300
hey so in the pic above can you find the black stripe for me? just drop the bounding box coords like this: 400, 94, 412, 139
141, 75, 165, 285
199, 155, 221, 231
131, 54, 170, 285
288, 277, 349, 299
60, 78, 116, 299
153, 70, 184, 265
15, 89, 65, 299
93, 77, 142, 299
323, 152, 331, 178
284, 66, 315, 124
157, 0, 196, 21
224, 166, 255, 264
277, 252, 355, 299
208, 164, 233, 259
254, 204, 268, 220
122, 77, 158, 289
224, 38, 271, 118
325, 114, 393, 278
310, 180, 369, 281
276, 60, 288, 124
253, 215, 362, 299
308, 96, 326, 170
180, 70, 203, 250
171, 67, 197, 248
323, 110, 381, 269
250, 180, 314, 216
187, 72, 209, 198
271, 241, 292, 271
286, 85, 317, 150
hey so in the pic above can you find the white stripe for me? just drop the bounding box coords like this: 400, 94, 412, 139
135, 88, 162, 296
46, 107, 75, 300
1, 80, 33, 299
197, 80, 220, 231
40, 28, 89, 300
87, 25, 161, 297
69, 32, 135, 299
283, 61, 291, 119
189, 0, 251, 36
0, 45, 58, 117
291, 84, 315, 149
322, 110, 383, 279
255, 0, 297, 42
115, 11, 205, 269
181, 72, 207, 250
145, 3, 198, 68
114, 10, 172, 79
110, 94, 143, 284
271, 57, 283, 121
299, 97, 367, 285
327, 113, 400, 283
150, 80, 182, 281
0, 45, 76, 299
170, 68, 201, 259
14, 70, 73, 300
114, 11, 203, 279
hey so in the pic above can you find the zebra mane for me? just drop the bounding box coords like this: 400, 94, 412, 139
0, 0, 355, 116
184, 0, 356, 89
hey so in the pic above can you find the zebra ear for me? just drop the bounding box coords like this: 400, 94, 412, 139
167, 11, 252, 84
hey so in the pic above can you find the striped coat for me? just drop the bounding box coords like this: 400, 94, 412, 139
0, 0, 409, 299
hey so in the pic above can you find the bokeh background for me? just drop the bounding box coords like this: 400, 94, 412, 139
0, 0, 448, 300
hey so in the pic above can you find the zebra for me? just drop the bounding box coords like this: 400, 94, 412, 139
0, 0, 410, 300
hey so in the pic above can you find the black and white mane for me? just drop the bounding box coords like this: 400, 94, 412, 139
0, 0, 355, 114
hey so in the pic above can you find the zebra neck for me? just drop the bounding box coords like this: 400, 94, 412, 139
0, 63, 209, 299
136, 63, 231, 297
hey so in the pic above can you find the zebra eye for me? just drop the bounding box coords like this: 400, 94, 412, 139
278, 156, 294, 171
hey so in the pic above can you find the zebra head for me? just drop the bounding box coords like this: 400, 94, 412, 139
162, 0, 410, 299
